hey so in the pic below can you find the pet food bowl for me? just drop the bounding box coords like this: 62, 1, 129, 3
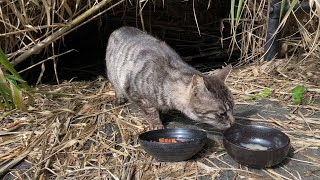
223, 124, 291, 168
138, 128, 207, 162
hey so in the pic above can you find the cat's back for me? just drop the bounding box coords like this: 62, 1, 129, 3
106, 26, 197, 74
107, 26, 153, 46
110, 26, 143, 39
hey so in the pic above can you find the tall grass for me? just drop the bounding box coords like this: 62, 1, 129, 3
229, 0, 320, 63
0, 48, 31, 111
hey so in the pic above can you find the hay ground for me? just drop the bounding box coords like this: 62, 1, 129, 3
0, 58, 320, 179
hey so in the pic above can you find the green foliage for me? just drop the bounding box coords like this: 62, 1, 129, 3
230, 0, 244, 55
279, 0, 286, 20
250, 88, 271, 100
259, 88, 271, 98
231, 0, 235, 28
292, 85, 306, 105
0, 48, 29, 88
0, 48, 31, 111
280, 0, 299, 24
230, 0, 244, 32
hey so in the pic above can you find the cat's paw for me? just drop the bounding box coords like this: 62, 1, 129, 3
115, 98, 128, 105
150, 124, 164, 130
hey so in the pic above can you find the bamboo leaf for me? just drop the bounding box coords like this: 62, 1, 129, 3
0, 82, 11, 108
0, 68, 10, 89
0, 48, 29, 88
230, 0, 235, 29
282, 0, 299, 20
0, 98, 5, 110
0, 69, 11, 108
9, 80, 27, 111
5, 74, 27, 83
235, 0, 244, 27
279, 0, 286, 20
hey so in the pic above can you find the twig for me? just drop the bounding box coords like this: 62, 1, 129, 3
11, 0, 116, 66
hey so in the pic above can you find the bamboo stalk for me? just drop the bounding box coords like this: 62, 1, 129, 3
11, 0, 116, 66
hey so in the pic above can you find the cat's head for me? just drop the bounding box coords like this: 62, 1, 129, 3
185, 64, 235, 130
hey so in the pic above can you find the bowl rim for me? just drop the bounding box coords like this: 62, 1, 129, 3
223, 124, 291, 152
138, 128, 207, 141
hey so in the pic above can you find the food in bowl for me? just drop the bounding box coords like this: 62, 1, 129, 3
240, 142, 269, 151
223, 124, 291, 168
154, 138, 190, 143
138, 128, 207, 162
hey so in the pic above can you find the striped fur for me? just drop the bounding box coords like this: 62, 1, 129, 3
105, 26, 235, 130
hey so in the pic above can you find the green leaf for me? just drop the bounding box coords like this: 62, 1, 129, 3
292, 85, 306, 105
0, 81, 11, 107
279, 0, 286, 21
0, 69, 11, 108
0, 98, 5, 110
0, 48, 29, 88
0, 48, 33, 110
0, 68, 9, 87
5, 74, 27, 83
231, 0, 235, 28
260, 88, 271, 98
9, 80, 27, 111
0, 85, 10, 109
282, 0, 299, 21
235, 0, 244, 27
230, 0, 243, 60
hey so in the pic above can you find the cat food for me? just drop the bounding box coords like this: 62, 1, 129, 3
150, 138, 189, 143
240, 143, 268, 150
159, 138, 177, 143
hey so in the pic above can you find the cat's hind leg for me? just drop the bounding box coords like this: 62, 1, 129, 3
115, 91, 128, 105
108, 79, 128, 105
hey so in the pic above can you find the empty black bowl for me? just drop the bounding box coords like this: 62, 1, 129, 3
223, 124, 291, 168
138, 128, 207, 162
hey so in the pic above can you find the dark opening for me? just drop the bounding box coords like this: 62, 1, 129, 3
16, 1, 239, 85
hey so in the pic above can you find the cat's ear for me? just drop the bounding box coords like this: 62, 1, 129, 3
191, 75, 208, 95
211, 64, 232, 82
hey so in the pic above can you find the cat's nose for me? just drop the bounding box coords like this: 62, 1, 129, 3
225, 122, 232, 128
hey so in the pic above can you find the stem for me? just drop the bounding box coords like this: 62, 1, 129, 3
11, 0, 115, 66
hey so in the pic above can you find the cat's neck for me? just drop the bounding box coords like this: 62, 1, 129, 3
167, 76, 194, 111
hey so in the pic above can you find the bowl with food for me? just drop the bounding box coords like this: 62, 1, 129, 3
138, 128, 207, 162
223, 124, 291, 168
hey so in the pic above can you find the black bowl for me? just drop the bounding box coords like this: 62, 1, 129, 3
138, 128, 207, 162
223, 124, 291, 168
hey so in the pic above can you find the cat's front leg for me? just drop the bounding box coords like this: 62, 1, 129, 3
131, 97, 164, 130
141, 107, 164, 130
115, 95, 128, 105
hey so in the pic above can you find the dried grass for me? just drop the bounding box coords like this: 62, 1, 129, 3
1, 0, 319, 77
0, 0, 320, 179
0, 59, 319, 179
227, 0, 320, 64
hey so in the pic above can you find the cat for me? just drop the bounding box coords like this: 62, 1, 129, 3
105, 26, 235, 130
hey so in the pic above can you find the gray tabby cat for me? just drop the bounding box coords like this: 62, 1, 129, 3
105, 26, 235, 130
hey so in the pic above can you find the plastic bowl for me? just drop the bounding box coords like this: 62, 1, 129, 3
138, 128, 207, 162
223, 124, 291, 168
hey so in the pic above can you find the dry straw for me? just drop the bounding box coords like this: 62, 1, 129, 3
0, 0, 320, 179
1, 0, 319, 68
0, 62, 319, 179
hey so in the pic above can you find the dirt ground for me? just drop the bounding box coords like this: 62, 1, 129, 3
163, 99, 320, 179
1, 60, 320, 179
